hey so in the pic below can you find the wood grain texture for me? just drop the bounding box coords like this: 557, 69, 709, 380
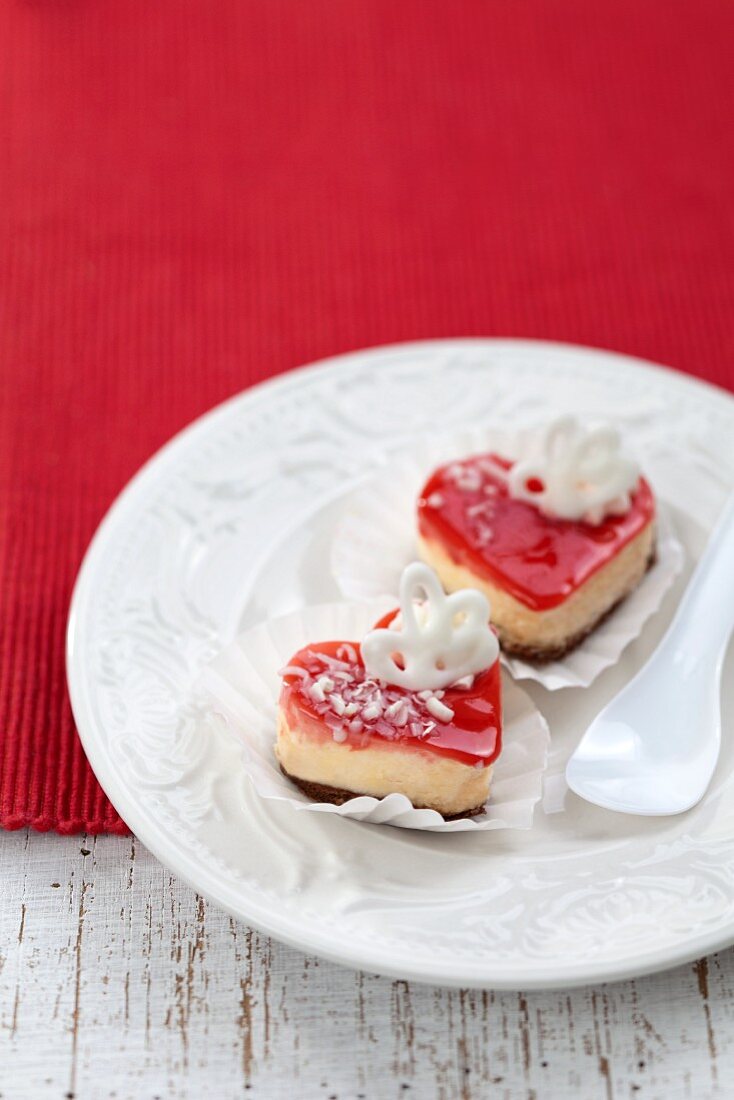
1, 829, 730, 1100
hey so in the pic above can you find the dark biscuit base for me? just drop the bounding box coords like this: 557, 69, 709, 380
279, 765, 487, 821
499, 545, 657, 664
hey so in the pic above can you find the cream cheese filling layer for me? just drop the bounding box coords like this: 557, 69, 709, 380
417, 523, 655, 651
275, 711, 492, 816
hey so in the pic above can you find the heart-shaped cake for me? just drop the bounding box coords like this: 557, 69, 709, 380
416, 417, 656, 661
276, 564, 502, 819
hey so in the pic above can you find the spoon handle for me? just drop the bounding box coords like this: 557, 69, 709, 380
663, 493, 734, 659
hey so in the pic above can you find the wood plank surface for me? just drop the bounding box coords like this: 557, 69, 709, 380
1, 829, 729, 1100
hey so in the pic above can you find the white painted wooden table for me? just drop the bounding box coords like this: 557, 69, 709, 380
1, 830, 730, 1099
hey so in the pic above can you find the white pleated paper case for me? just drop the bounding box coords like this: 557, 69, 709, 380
198, 600, 550, 832
330, 429, 684, 691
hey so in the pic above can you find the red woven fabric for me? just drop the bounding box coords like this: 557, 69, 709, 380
1, 2, 733, 834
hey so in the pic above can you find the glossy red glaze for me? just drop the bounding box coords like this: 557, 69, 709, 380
417, 455, 655, 611
280, 639, 501, 767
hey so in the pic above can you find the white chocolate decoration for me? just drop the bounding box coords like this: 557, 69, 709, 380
361, 562, 499, 691
506, 416, 640, 525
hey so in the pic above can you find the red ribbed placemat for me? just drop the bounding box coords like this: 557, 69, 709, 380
1, 1, 733, 834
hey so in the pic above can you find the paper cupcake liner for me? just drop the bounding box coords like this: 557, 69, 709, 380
330, 433, 685, 691
197, 600, 550, 832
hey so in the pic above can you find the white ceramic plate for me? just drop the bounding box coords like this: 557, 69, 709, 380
67, 339, 734, 990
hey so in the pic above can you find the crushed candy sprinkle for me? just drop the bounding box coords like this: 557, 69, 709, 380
426, 458, 506, 550
309, 681, 327, 703
282, 650, 469, 745
426, 696, 455, 722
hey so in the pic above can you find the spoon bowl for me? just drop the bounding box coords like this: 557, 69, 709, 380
567, 494, 734, 816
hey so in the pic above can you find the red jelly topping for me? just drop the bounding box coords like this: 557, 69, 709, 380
417, 454, 655, 611
280, 639, 501, 767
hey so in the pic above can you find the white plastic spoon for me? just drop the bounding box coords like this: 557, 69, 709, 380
566, 494, 734, 815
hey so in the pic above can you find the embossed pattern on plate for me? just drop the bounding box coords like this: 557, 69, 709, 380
67, 340, 734, 989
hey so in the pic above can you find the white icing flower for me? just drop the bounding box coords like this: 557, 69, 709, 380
361, 562, 499, 691
506, 416, 639, 525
